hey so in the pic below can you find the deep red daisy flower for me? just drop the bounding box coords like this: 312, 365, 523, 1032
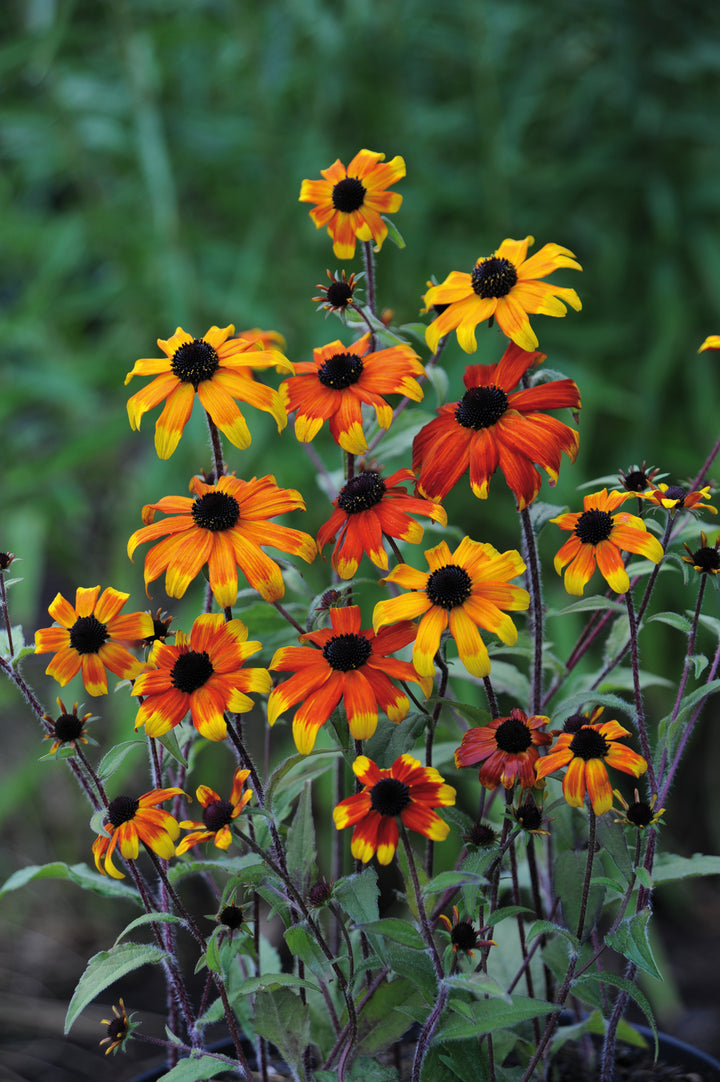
412, 342, 580, 510
455, 708, 552, 790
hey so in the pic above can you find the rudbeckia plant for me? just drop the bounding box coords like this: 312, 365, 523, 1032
3, 150, 720, 1082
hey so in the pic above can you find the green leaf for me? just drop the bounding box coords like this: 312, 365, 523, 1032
315, 1059, 398, 1082
605, 909, 662, 980
284, 923, 329, 974
653, 852, 720, 883
382, 214, 406, 249
443, 971, 511, 1001
286, 781, 317, 895
333, 866, 379, 924
574, 971, 657, 1054
253, 986, 310, 1079
425, 364, 449, 406
65, 941, 170, 1032
0, 861, 140, 903
96, 738, 147, 780
385, 941, 438, 1003
526, 919, 579, 952
113, 911, 186, 946
689, 653, 709, 678
555, 597, 627, 616
355, 976, 424, 1055
151, 1053, 235, 1081
436, 994, 559, 1039
360, 918, 426, 949
647, 611, 693, 634
156, 728, 189, 768
234, 972, 320, 996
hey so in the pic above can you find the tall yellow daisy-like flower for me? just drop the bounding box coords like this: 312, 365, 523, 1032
125, 325, 292, 460
535, 718, 647, 816
373, 537, 530, 678
299, 149, 405, 260
424, 236, 582, 354
127, 474, 316, 608
92, 787, 184, 879
281, 332, 425, 455
333, 754, 456, 865
552, 488, 664, 597
132, 614, 271, 742
34, 587, 152, 697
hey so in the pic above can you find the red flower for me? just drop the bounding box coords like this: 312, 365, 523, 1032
455, 709, 552, 790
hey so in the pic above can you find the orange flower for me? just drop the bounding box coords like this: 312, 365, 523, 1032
373, 537, 529, 679
455, 708, 552, 791
333, 754, 455, 865
125, 325, 292, 459
42, 697, 93, 755
682, 531, 720, 575
92, 787, 184, 878
552, 488, 664, 596
698, 336, 720, 352
299, 149, 405, 260
177, 767, 253, 853
639, 482, 716, 516
34, 586, 152, 696
133, 614, 271, 742
127, 474, 316, 608
424, 236, 581, 354
281, 332, 424, 455
412, 342, 580, 509
268, 604, 430, 754
535, 719, 647, 816
317, 467, 447, 579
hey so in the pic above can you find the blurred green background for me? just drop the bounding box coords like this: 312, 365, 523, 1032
2, 0, 720, 1077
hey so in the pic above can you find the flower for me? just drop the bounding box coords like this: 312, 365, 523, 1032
133, 614, 270, 741
682, 532, 720, 575
332, 753, 455, 865
412, 342, 581, 509
34, 586, 152, 696
177, 767, 253, 853
424, 236, 582, 354
699, 336, 720, 352
438, 906, 494, 956
639, 482, 716, 516
99, 999, 135, 1055
92, 787, 183, 878
534, 718, 647, 816
268, 604, 431, 754
299, 149, 405, 260
313, 269, 359, 313
455, 708, 552, 790
127, 473, 316, 608
373, 537, 530, 678
280, 332, 425, 455
618, 462, 662, 494
513, 797, 551, 835
552, 488, 664, 596
555, 704, 605, 735
614, 789, 664, 829
0, 551, 16, 570
317, 467, 447, 579
42, 697, 93, 755
125, 325, 292, 459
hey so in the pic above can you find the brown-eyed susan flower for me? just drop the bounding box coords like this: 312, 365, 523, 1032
554, 704, 605, 736
317, 467, 447, 579
412, 342, 580, 509
639, 482, 717, 516
299, 150, 405, 260
534, 719, 647, 816
99, 999, 136, 1055
513, 797, 551, 835
333, 754, 455, 865
125, 325, 292, 460
42, 697, 94, 755
177, 767, 252, 853
682, 532, 720, 575
455, 708, 552, 791
313, 269, 359, 314
613, 788, 664, 829
127, 473, 316, 608
438, 907, 494, 956
133, 614, 270, 742
92, 787, 184, 879
424, 236, 582, 355
552, 489, 664, 597
0, 551, 16, 570
34, 587, 152, 697
618, 462, 662, 494
281, 332, 425, 455
699, 336, 720, 352
268, 604, 431, 754
373, 537, 529, 679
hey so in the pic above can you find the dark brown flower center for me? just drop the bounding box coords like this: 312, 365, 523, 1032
451, 920, 478, 952
332, 177, 366, 213
370, 777, 411, 816
337, 471, 387, 514
171, 650, 214, 693
322, 632, 372, 672
69, 615, 109, 655
515, 801, 543, 831
569, 727, 610, 761
106, 1018, 127, 1040
203, 799, 234, 832
171, 339, 220, 389
455, 385, 509, 430
621, 469, 650, 493
192, 491, 241, 532
471, 256, 518, 299
426, 564, 472, 610
690, 545, 720, 573
574, 509, 614, 545
318, 351, 364, 389
625, 800, 654, 828
563, 712, 588, 734
54, 712, 85, 742
219, 904, 244, 929
494, 717, 533, 754
464, 821, 497, 847
107, 795, 140, 826
325, 280, 354, 308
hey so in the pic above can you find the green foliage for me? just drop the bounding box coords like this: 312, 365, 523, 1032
65, 941, 170, 1033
